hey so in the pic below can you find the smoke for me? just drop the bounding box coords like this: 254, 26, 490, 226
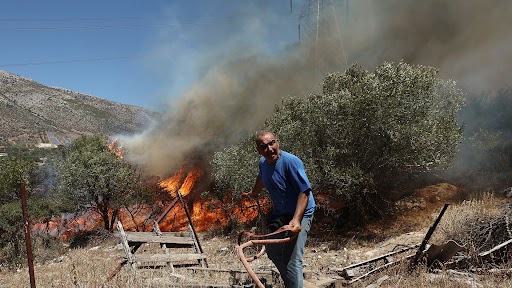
121, 2, 325, 176
342, 0, 512, 93
120, 0, 512, 177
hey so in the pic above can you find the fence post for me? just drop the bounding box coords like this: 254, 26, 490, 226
21, 182, 36, 288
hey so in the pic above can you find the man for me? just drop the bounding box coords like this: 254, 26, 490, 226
245, 130, 315, 288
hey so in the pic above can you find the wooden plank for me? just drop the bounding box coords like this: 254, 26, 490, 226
153, 220, 175, 272
479, 239, 512, 258
348, 254, 414, 284
125, 233, 195, 245
131, 253, 208, 263
187, 267, 248, 274
116, 221, 134, 263
179, 191, 207, 268
118, 231, 190, 237
330, 244, 419, 273
158, 284, 232, 288
188, 224, 207, 268
410, 203, 450, 268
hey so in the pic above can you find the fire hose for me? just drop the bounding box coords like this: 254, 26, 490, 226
236, 225, 298, 288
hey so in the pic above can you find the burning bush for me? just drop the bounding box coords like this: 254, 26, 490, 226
53, 135, 171, 231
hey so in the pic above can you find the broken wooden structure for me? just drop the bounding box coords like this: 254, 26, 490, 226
328, 202, 512, 286
116, 220, 207, 272
330, 204, 456, 285
329, 244, 420, 285
108, 191, 208, 280
477, 238, 512, 263
410, 203, 450, 268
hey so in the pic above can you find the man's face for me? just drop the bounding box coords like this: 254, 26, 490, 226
256, 133, 281, 164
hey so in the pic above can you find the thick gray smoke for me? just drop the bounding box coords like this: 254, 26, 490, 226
343, 0, 512, 93
121, 0, 512, 177
122, 43, 321, 176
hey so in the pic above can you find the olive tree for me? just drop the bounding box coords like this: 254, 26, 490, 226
211, 61, 465, 218
54, 135, 167, 231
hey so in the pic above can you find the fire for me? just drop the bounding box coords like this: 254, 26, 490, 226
156, 163, 264, 232
108, 138, 124, 158
179, 167, 201, 197
31, 211, 103, 240
189, 199, 265, 231
31, 161, 263, 238
159, 164, 202, 197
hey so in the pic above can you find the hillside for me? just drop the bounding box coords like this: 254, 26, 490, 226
0, 70, 160, 146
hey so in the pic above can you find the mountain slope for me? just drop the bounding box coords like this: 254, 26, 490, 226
0, 70, 160, 146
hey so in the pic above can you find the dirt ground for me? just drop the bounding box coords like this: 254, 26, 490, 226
4, 182, 507, 287
107, 183, 458, 287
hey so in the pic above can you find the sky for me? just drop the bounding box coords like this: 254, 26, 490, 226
0, 0, 302, 110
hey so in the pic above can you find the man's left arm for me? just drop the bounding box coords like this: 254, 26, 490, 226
289, 190, 310, 233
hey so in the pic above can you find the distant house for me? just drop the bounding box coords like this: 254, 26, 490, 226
36, 143, 58, 149
0, 145, 7, 157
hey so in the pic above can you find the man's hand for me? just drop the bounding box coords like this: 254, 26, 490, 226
288, 218, 302, 234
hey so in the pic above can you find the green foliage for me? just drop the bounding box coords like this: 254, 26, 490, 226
0, 154, 59, 266
0, 201, 24, 267
211, 138, 259, 197
211, 61, 465, 218
54, 135, 168, 231
0, 157, 34, 202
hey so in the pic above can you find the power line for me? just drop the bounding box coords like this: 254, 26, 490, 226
0, 21, 239, 32
0, 16, 190, 22
0, 55, 144, 67
0, 14, 263, 23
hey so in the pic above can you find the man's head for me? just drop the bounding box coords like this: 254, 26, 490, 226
255, 131, 281, 164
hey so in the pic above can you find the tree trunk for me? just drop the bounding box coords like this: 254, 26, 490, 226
109, 209, 119, 231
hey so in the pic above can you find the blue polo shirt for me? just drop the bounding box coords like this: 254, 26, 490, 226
258, 151, 315, 218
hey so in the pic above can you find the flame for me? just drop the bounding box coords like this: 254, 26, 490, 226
159, 168, 185, 195
159, 165, 202, 197
108, 138, 124, 158
179, 167, 201, 196
31, 162, 264, 238
189, 198, 265, 231
154, 163, 265, 232
31, 211, 103, 240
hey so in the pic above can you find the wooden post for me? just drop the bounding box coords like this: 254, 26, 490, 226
154, 221, 175, 273
116, 221, 134, 270
20, 183, 36, 288
155, 197, 179, 223
410, 203, 450, 268
178, 191, 208, 268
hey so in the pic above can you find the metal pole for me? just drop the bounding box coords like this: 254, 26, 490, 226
20, 183, 36, 288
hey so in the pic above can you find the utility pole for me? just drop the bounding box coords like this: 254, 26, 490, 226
298, 0, 348, 82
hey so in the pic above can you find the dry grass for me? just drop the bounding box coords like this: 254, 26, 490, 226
432, 192, 511, 257
2, 186, 512, 287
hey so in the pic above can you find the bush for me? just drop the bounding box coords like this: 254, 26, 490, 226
211, 61, 465, 222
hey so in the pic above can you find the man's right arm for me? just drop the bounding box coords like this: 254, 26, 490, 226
243, 176, 264, 198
